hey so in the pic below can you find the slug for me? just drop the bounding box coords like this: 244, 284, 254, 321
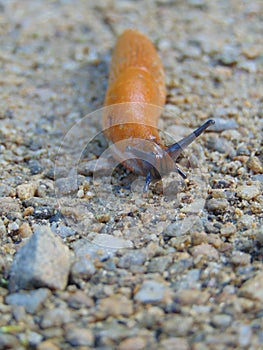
103, 29, 214, 191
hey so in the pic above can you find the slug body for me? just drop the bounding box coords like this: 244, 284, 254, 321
103, 29, 214, 191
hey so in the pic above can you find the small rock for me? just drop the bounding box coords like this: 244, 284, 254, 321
73, 238, 117, 262
162, 315, 193, 336
191, 243, 219, 260
9, 225, 71, 292
37, 340, 60, 350
40, 307, 71, 328
27, 159, 43, 175
5, 288, 51, 314
160, 337, 190, 350
236, 184, 261, 200
98, 294, 133, 318
211, 314, 232, 328
237, 214, 255, 230
209, 118, 238, 132
247, 156, 263, 174
0, 197, 21, 217
175, 289, 210, 305
23, 331, 43, 347
118, 249, 147, 269
147, 256, 173, 273
135, 280, 167, 304
33, 206, 55, 219
70, 258, 96, 282
18, 222, 32, 238
68, 290, 95, 309
238, 324, 252, 347
16, 183, 37, 200
55, 169, 78, 196
0, 333, 21, 349
53, 224, 75, 238
207, 137, 235, 155
239, 271, 263, 302
238, 60, 257, 73
206, 198, 228, 212
118, 336, 147, 350
92, 234, 133, 250
65, 327, 94, 347
0, 218, 7, 237
217, 44, 239, 65
220, 223, 236, 238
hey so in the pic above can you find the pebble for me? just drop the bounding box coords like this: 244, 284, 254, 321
92, 234, 133, 250
162, 222, 185, 237
247, 156, 263, 174
135, 280, 167, 304
0, 218, 7, 237
16, 183, 37, 200
0, 333, 21, 350
237, 214, 255, 230
175, 289, 210, 305
18, 222, 32, 238
206, 137, 235, 155
67, 290, 95, 309
231, 251, 251, 266
55, 169, 78, 196
73, 238, 117, 262
9, 225, 71, 292
0, 197, 21, 218
40, 307, 71, 328
162, 315, 193, 336
70, 257, 96, 282
98, 294, 133, 318
238, 324, 252, 347
147, 256, 173, 273
65, 327, 94, 347
238, 271, 263, 302
209, 117, 238, 132
159, 337, 190, 350
21, 331, 43, 347
217, 44, 239, 65
52, 224, 76, 238
236, 184, 261, 200
220, 223, 236, 238
27, 159, 43, 175
118, 336, 146, 350
118, 249, 147, 268
37, 340, 60, 350
33, 206, 55, 220
206, 198, 228, 212
211, 314, 232, 328
191, 243, 220, 260
5, 288, 51, 314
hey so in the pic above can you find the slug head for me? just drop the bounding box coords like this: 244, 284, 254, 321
126, 119, 215, 191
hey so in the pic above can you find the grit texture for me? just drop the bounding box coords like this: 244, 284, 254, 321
0, 1, 262, 349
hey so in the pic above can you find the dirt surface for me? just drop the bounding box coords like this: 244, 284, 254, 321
0, 0, 263, 349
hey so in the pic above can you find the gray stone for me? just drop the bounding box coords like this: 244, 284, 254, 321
135, 280, 166, 304
9, 225, 71, 292
70, 258, 96, 282
147, 256, 173, 273
5, 288, 51, 314
118, 250, 147, 269
40, 307, 71, 328
65, 327, 94, 346
209, 117, 238, 132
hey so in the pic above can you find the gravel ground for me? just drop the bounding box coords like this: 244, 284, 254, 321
0, 0, 263, 349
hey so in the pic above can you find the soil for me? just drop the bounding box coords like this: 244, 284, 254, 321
0, 1, 262, 349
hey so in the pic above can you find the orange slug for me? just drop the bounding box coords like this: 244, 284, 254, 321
103, 29, 214, 191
